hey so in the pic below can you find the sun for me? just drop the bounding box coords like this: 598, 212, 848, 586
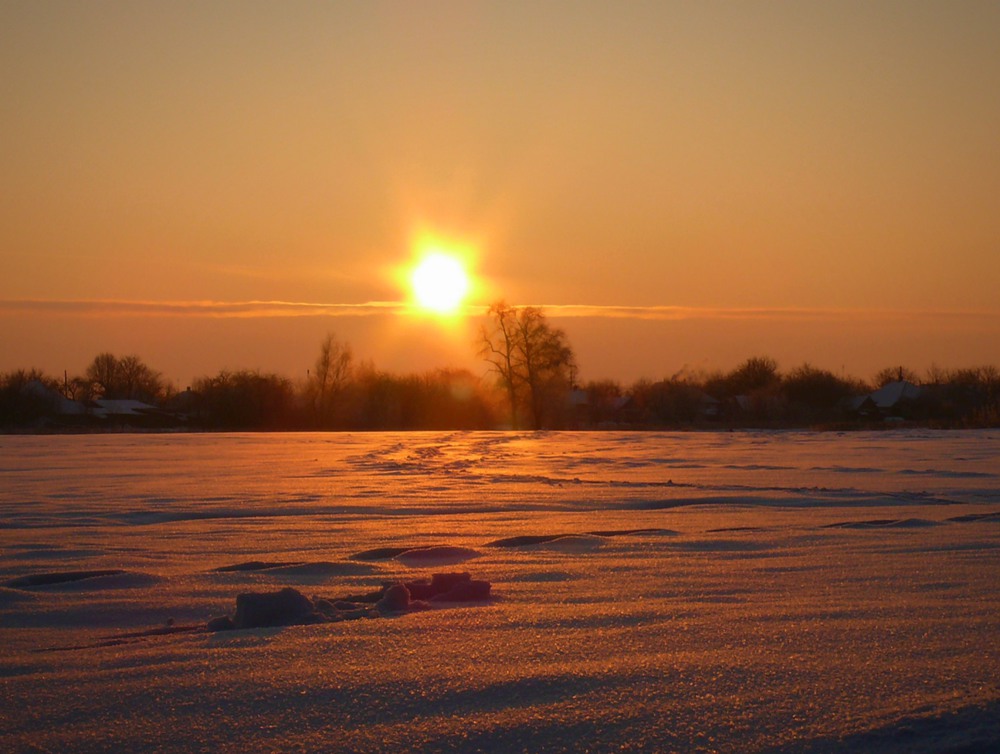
410, 251, 470, 315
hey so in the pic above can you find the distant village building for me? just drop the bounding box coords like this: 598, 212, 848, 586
24, 380, 88, 418
90, 398, 160, 421
869, 380, 923, 411
11, 381, 182, 428
847, 380, 924, 420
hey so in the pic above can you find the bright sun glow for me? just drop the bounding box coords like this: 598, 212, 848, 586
411, 251, 470, 314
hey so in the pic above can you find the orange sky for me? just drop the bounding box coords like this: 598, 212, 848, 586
2, 1, 999, 387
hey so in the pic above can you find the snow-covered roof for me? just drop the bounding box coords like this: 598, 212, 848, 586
55, 397, 88, 415
91, 399, 158, 417
23, 380, 87, 415
869, 380, 923, 409
844, 395, 875, 412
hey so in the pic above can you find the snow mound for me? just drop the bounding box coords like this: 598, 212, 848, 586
394, 546, 482, 566
213, 560, 378, 576
351, 545, 447, 561
4, 570, 127, 588
208, 573, 492, 631
824, 518, 942, 529
487, 533, 604, 551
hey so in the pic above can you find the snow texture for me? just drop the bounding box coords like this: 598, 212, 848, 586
1, 430, 998, 753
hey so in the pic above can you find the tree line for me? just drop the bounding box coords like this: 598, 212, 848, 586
2, 304, 998, 430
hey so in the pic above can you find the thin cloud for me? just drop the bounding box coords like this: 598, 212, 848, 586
513, 304, 1000, 323
1, 298, 997, 322
0, 299, 406, 318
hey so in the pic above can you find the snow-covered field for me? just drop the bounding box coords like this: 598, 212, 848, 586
1, 430, 998, 753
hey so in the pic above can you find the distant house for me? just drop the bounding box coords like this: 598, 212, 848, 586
570, 389, 632, 427
729, 392, 784, 420
9, 382, 182, 428
88, 398, 181, 427
869, 380, 924, 411
90, 398, 159, 420
23, 380, 88, 418
847, 380, 924, 420
697, 391, 721, 418
844, 394, 878, 417
164, 389, 201, 422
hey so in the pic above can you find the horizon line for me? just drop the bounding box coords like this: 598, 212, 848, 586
2, 298, 999, 322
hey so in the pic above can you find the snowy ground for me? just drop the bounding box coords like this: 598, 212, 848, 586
1, 430, 998, 753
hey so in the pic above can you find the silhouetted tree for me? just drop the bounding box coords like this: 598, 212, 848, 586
874, 365, 919, 387
478, 302, 522, 428
310, 333, 353, 427
415, 369, 497, 429
85, 353, 119, 397
0, 369, 60, 427
479, 301, 576, 429
84, 352, 165, 402
582, 379, 625, 426
625, 378, 711, 426
62, 374, 95, 402
514, 306, 577, 429
931, 365, 1000, 426
723, 356, 780, 396
701, 356, 782, 422
192, 370, 295, 429
343, 368, 497, 430
781, 364, 857, 421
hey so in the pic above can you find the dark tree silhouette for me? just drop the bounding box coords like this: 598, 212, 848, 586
874, 365, 919, 387
84, 352, 164, 401
192, 370, 295, 429
581, 379, 625, 426
630, 379, 710, 425
0, 369, 60, 427
85, 353, 119, 397
724, 356, 780, 396
479, 301, 576, 429
514, 306, 577, 429
781, 364, 857, 421
478, 302, 523, 428
310, 333, 353, 426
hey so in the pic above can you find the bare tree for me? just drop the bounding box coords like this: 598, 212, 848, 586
117, 354, 164, 402
514, 306, 577, 429
0, 368, 61, 426
725, 356, 780, 395
85, 353, 119, 398
84, 352, 164, 401
62, 375, 94, 402
312, 333, 353, 425
874, 365, 919, 387
478, 302, 522, 428
479, 302, 576, 429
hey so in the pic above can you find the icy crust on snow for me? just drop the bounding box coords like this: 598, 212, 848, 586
0, 430, 998, 753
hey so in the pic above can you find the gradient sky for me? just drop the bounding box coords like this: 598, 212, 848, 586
3, 1, 999, 387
